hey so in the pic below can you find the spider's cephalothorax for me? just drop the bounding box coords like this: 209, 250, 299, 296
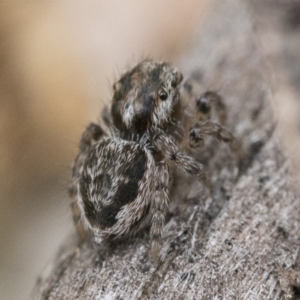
111, 60, 183, 137
69, 60, 242, 261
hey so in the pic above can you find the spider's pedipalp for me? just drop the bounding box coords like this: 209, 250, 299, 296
189, 120, 244, 160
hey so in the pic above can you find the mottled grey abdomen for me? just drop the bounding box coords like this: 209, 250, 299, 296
79, 137, 150, 232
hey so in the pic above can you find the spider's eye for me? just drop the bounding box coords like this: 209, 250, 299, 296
159, 90, 168, 101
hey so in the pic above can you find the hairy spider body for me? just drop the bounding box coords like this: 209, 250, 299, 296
83, 137, 154, 231
69, 60, 241, 260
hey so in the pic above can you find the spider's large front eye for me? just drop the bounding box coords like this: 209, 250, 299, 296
159, 90, 168, 101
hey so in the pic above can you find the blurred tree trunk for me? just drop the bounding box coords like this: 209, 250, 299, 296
248, 0, 300, 187
31, 0, 300, 299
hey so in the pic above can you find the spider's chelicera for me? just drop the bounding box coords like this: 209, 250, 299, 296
69, 60, 242, 260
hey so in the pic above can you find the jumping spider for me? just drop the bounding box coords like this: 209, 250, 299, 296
69, 60, 242, 260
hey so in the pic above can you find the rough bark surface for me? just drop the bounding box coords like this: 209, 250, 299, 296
31, 1, 300, 299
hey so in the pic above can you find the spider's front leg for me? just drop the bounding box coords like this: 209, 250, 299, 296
149, 161, 169, 261
152, 132, 211, 188
190, 91, 244, 160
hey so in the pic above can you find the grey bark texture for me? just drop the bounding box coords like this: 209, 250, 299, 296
31, 1, 300, 299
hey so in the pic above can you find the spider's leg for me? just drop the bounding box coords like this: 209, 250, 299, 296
150, 161, 169, 261
153, 133, 211, 188
189, 121, 244, 160
69, 123, 106, 240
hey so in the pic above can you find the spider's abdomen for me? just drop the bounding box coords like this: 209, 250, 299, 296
78, 137, 155, 238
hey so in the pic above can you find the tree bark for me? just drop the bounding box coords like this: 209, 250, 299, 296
31, 0, 300, 299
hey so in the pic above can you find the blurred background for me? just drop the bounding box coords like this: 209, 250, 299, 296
1, 1, 300, 300
0, 1, 212, 299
